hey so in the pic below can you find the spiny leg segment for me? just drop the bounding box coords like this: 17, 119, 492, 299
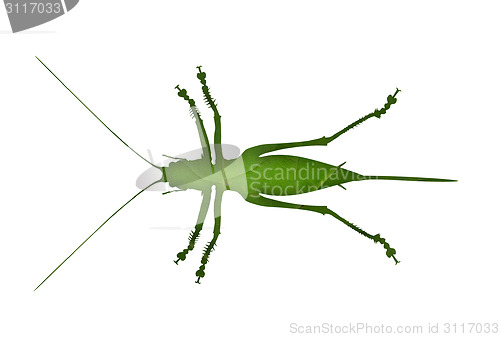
244, 88, 401, 157
174, 188, 212, 264
245, 194, 399, 264
196, 66, 230, 189
196, 187, 223, 284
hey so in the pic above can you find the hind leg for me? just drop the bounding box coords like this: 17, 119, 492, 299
244, 89, 400, 157
245, 194, 399, 264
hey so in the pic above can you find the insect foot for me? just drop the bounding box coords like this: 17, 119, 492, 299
196, 66, 206, 81
195, 267, 205, 284
373, 88, 401, 118
373, 234, 400, 265
195, 252, 211, 284
174, 250, 188, 264
175, 85, 196, 106
174, 224, 203, 264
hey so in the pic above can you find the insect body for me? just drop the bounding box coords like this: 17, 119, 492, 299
35, 58, 455, 289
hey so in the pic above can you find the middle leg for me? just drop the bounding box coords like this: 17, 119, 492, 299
174, 188, 212, 264
195, 186, 224, 283
196, 66, 230, 189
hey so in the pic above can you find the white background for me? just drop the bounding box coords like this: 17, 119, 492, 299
1, 1, 499, 336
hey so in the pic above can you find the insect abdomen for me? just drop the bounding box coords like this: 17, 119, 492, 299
244, 155, 363, 196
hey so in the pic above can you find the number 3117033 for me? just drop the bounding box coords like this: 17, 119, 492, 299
5, 2, 61, 14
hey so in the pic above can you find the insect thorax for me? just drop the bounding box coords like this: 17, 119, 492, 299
165, 157, 249, 198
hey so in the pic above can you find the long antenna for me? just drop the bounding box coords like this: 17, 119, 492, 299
35, 56, 160, 169
34, 180, 162, 291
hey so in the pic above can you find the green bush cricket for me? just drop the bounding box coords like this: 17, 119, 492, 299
34, 58, 456, 289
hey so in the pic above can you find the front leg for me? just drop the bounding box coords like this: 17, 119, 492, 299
174, 188, 212, 264
195, 186, 223, 283
175, 85, 213, 172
